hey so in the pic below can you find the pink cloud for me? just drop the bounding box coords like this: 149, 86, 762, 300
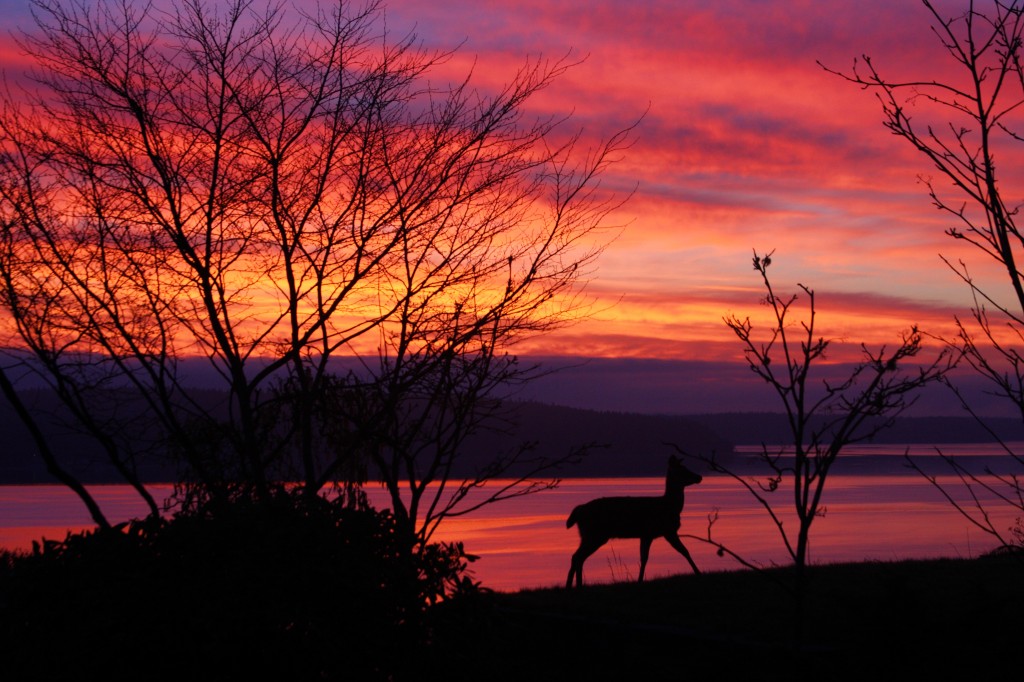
3, 0, 1010, 375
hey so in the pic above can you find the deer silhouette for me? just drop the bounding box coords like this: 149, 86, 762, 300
566, 455, 702, 587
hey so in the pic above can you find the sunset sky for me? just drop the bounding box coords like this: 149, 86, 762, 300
370, 0, 1012, 362
1, 0, 1017, 413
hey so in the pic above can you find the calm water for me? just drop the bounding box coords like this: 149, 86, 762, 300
1, 444, 1019, 592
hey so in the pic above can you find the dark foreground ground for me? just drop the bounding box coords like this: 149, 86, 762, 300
3, 544, 1020, 680
442, 553, 1022, 681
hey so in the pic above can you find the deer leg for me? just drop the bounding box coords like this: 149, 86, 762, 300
665, 533, 700, 575
638, 536, 654, 583
565, 558, 580, 589
567, 537, 605, 588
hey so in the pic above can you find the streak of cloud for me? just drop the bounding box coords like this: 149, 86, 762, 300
1, 0, 1009, 374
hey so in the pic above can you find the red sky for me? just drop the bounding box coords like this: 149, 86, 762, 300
1, 0, 1016, 412
372, 0, 1017, 364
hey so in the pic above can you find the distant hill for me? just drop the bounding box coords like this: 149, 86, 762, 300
0, 395, 731, 483
470, 405, 1024, 477
3, 393, 1023, 483
687, 412, 1024, 446
459, 402, 732, 477
0, 389, 179, 484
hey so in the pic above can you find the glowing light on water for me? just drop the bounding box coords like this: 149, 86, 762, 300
3, 452, 1016, 592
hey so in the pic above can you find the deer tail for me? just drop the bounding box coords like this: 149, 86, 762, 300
566, 506, 580, 529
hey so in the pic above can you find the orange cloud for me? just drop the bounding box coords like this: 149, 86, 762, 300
4, 0, 1014, 375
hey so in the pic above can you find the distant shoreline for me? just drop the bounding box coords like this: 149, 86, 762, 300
4, 400, 1023, 483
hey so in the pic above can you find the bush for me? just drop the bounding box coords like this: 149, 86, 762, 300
0, 489, 481, 680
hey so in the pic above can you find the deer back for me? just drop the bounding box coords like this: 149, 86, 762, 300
569, 495, 683, 539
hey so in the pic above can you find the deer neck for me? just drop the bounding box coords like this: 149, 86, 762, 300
663, 485, 685, 511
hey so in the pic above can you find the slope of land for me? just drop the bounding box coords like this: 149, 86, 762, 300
440, 554, 1023, 680
689, 411, 1024, 445
6, 548, 1016, 679
4, 394, 1024, 482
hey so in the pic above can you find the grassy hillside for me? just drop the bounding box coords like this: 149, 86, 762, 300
3, 510, 1020, 680
442, 553, 1023, 680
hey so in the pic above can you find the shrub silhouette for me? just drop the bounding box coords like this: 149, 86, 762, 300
0, 489, 479, 681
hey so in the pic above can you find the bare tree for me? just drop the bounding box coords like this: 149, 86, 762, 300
0, 0, 632, 537
691, 252, 948, 585
825, 0, 1024, 552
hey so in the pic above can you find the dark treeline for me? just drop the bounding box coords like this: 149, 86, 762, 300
0, 393, 730, 482
5, 391, 1020, 484
690, 412, 1024, 446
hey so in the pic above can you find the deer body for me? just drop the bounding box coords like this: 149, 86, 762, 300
565, 455, 702, 587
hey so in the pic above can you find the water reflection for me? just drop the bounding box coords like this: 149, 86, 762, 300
1, 467, 1016, 592
416, 474, 1014, 591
